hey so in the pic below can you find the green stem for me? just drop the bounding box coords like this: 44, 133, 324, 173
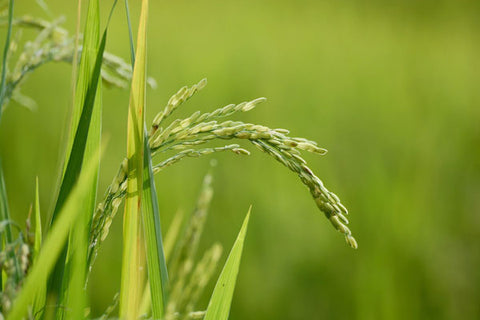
0, 0, 14, 120
0, 158, 22, 286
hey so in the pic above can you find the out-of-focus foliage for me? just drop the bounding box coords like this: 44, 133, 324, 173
1, 0, 479, 319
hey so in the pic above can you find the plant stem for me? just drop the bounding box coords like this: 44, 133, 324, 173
0, 0, 14, 120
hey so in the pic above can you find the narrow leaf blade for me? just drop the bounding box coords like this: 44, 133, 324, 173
47, 22, 107, 306
7, 148, 102, 320
122, 4, 168, 315
204, 208, 251, 320
34, 177, 42, 259
32, 177, 46, 318
142, 136, 169, 318
119, 0, 149, 318
59, 0, 103, 316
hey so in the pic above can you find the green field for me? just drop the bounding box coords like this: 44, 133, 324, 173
1, 0, 479, 319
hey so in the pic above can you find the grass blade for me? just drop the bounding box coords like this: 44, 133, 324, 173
142, 135, 169, 318
204, 208, 251, 320
60, 0, 103, 316
32, 177, 46, 318
47, 1, 118, 305
123, 0, 169, 315
124, 0, 135, 64
7, 148, 102, 320
33, 178, 42, 259
66, 198, 89, 320
47, 22, 106, 304
66, 0, 102, 172
139, 209, 183, 317
64, 0, 102, 193
119, 0, 149, 318
49, 0, 119, 229
70, 0, 83, 114
124, 3, 168, 314
51, 1, 104, 316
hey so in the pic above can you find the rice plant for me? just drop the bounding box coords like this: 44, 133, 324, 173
0, 1, 356, 319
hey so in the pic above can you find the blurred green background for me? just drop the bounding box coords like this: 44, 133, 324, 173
1, 0, 480, 319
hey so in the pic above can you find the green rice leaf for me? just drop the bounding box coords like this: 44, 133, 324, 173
31, 177, 46, 319
56, 1, 103, 316
204, 208, 251, 320
65, 0, 102, 199
33, 177, 42, 260
47, 0, 118, 306
123, 0, 169, 316
47, 21, 106, 307
124, 0, 135, 65
141, 136, 169, 319
139, 209, 183, 316
66, 197, 89, 320
7, 148, 102, 320
119, 0, 149, 318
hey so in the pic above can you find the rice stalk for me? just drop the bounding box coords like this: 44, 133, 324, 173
122, 0, 169, 315
0, 0, 13, 117
119, 0, 148, 318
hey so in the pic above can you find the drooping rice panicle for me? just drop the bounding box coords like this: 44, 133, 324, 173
251, 140, 357, 248
87, 79, 356, 273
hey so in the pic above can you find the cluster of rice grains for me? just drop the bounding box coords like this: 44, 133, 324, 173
0, 235, 30, 314
0, 15, 153, 109
89, 79, 357, 269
